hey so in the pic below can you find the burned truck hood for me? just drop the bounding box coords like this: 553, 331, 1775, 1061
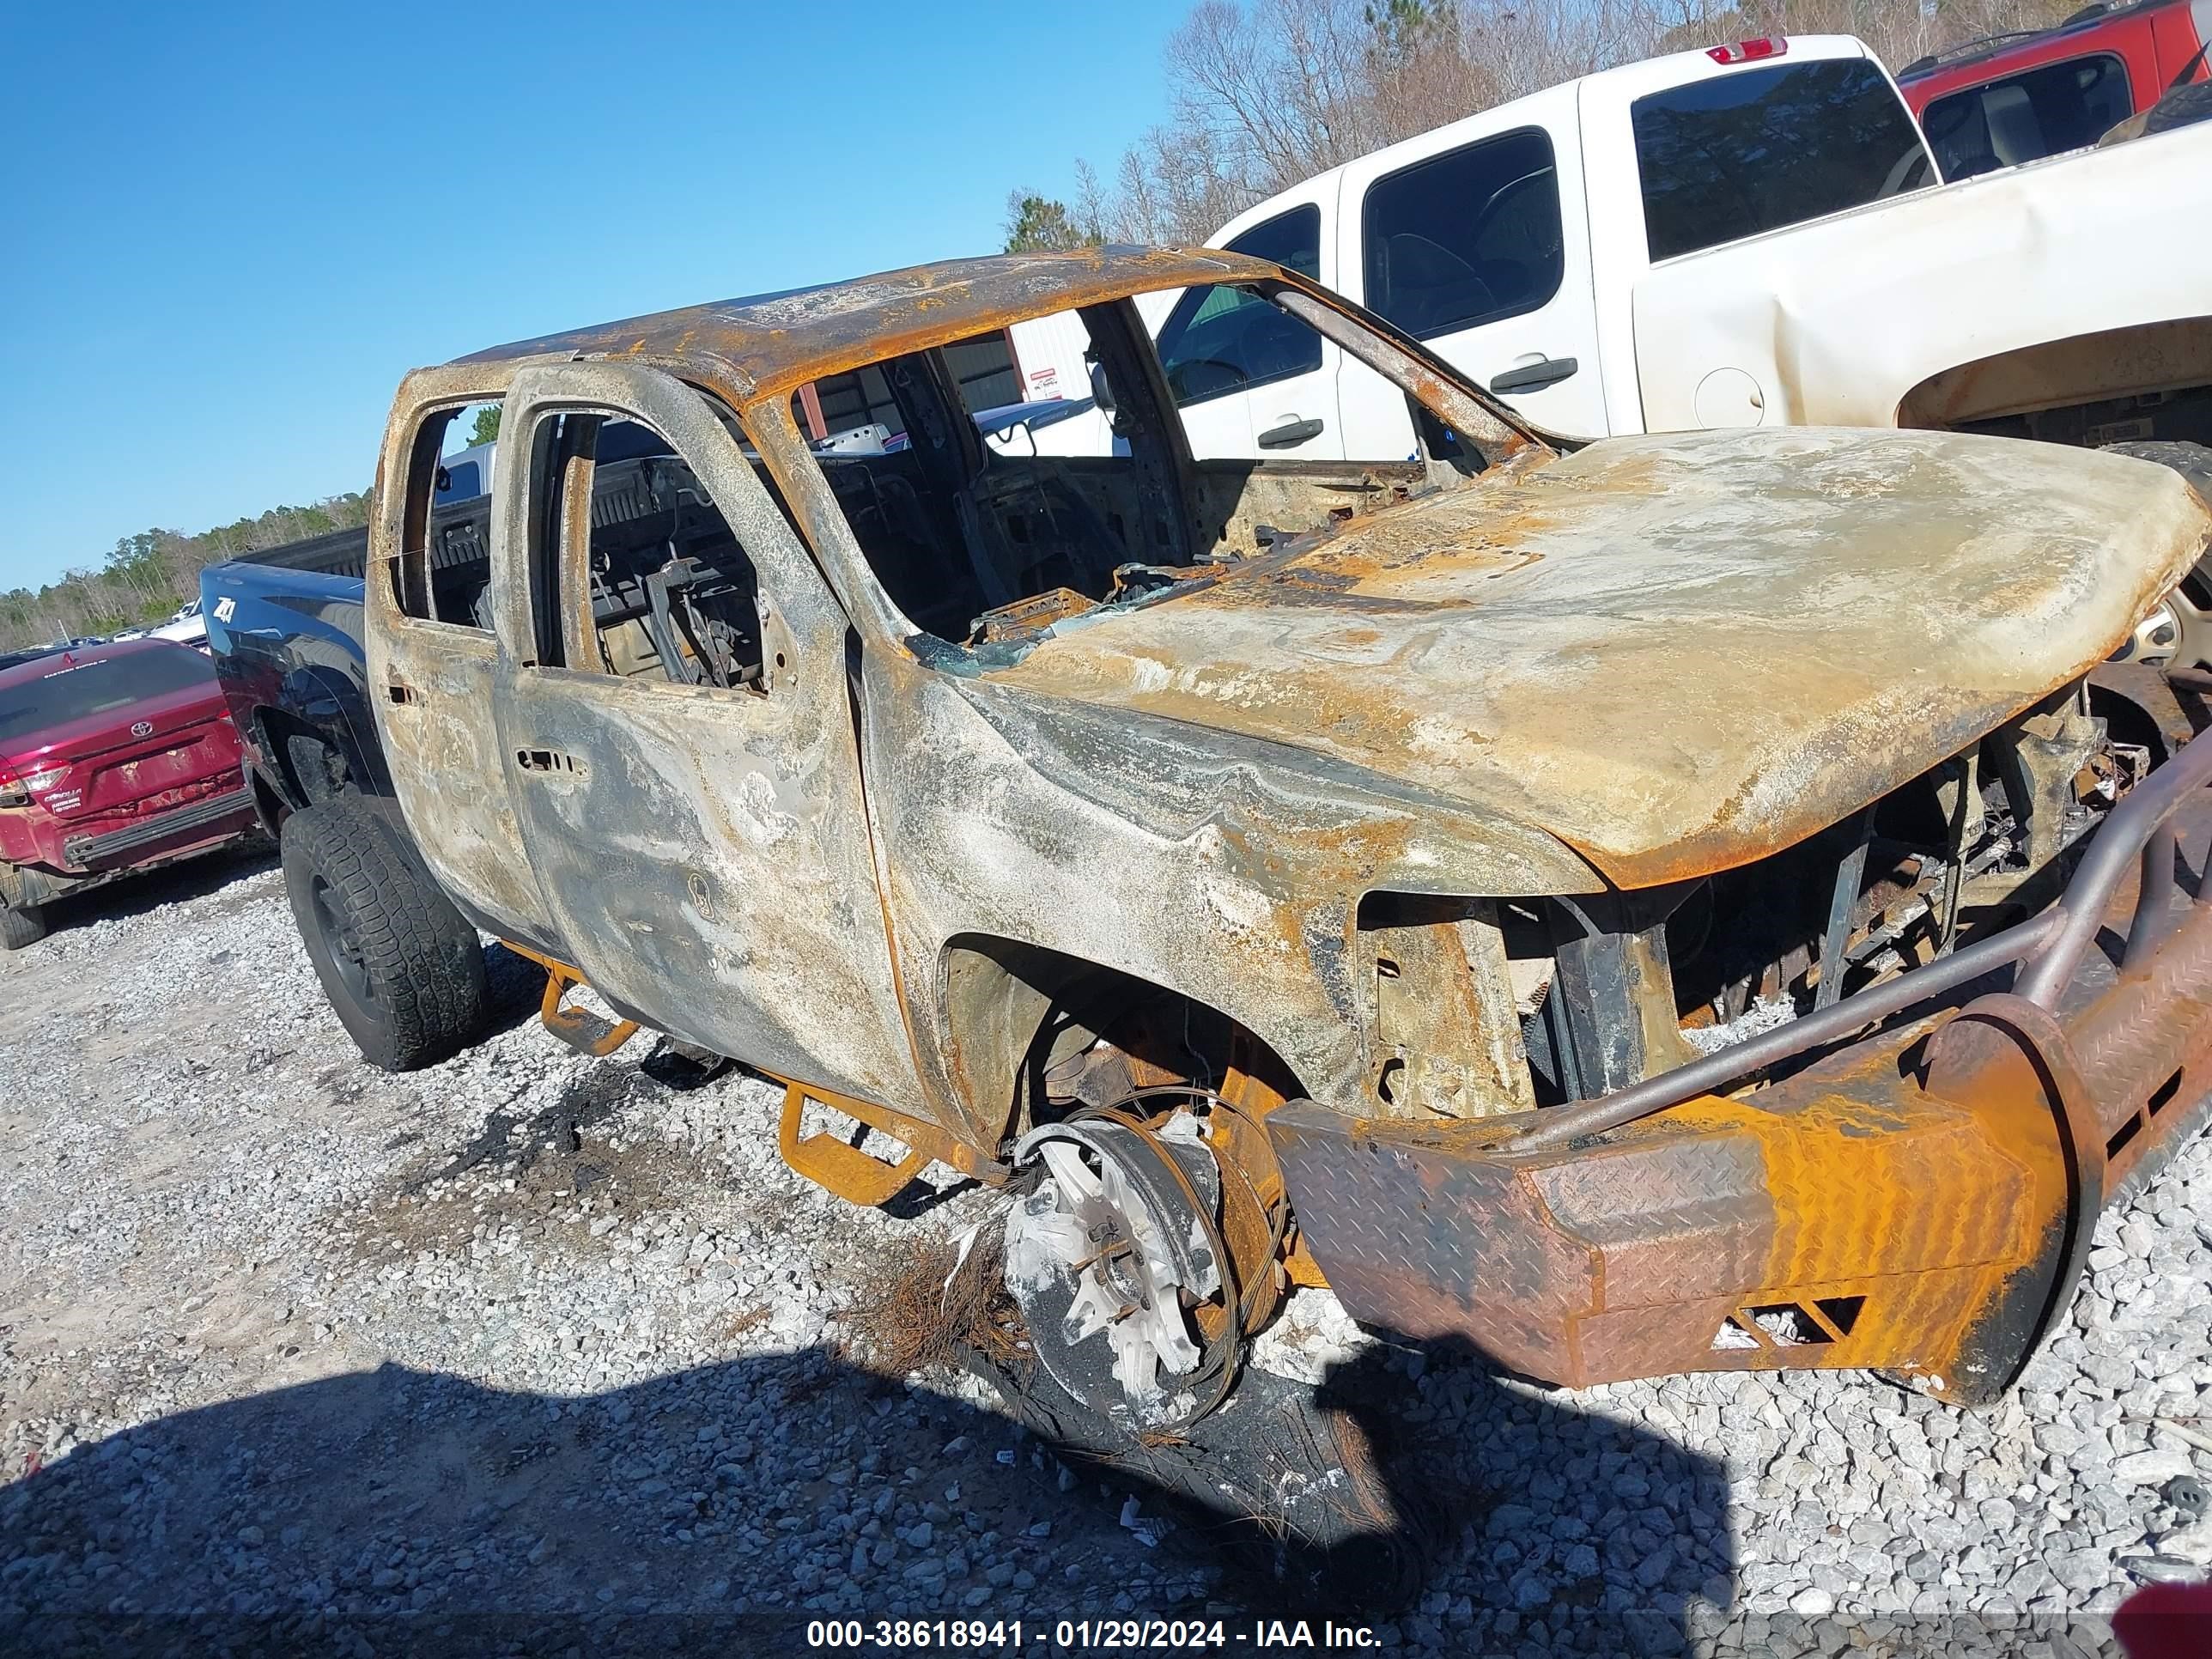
979, 428, 2212, 889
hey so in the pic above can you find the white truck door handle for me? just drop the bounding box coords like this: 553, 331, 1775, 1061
1256, 416, 1325, 449
1489, 357, 1579, 395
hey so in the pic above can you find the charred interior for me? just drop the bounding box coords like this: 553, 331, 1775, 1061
390, 408, 770, 701
799, 293, 1493, 656
546, 418, 768, 694
1358, 678, 2148, 1114
389, 278, 1521, 704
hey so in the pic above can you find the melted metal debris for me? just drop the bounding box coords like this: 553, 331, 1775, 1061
1680, 995, 1797, 1057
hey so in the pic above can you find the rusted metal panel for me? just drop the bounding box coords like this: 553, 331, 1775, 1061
453, 249, 1264, 402
2065, 870, 2212, 1176
1274, 787, 2212, 1400
858, 646, 1379, 1114
853, 637, 1623, 1119
979, 428, 2210, 890
365, 365, 556, 949
773, 1078, 1005, 1204
483, 362, 927, 1117
1269, 1041, 2054, 1394
505, 940, 641, 1058
1358, 896, 1536, 1117
376, 626, 553, 945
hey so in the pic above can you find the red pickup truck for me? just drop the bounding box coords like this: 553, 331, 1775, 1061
0, 640, 258, 947
1900, 0, 2211, 177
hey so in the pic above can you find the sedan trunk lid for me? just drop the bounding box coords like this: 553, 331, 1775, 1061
0, 642, 244, 872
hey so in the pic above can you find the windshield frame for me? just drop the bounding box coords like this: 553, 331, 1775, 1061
738, 269, 1556, 675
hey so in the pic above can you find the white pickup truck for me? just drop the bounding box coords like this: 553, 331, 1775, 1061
1007, 33, 2209, 474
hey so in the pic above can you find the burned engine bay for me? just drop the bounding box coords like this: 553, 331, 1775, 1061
1486, 681, 2142, 1111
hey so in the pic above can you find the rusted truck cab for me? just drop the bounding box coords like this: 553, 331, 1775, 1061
309, 249, 2212, 1441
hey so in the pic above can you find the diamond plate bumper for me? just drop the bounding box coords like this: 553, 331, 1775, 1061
1273, 774, 2212, 1404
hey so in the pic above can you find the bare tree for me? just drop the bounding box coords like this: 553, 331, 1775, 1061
1073, 160, 1112, 242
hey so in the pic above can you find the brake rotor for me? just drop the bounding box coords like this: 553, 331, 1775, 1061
1003, 1113, 1225, 1431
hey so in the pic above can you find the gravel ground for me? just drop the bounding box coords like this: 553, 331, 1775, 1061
3, 849, 2210, 1657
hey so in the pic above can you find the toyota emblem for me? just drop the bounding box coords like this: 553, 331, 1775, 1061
131, 720, 155, 738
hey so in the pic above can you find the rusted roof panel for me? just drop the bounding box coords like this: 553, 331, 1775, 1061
453, 247, 1265, 398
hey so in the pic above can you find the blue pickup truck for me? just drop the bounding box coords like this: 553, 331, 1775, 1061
200, 439, 518, 823
203, 556, 387, 829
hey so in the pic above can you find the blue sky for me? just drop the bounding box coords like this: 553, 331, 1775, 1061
0, 0, 1187, 592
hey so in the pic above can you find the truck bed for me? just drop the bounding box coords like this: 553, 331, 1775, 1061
238, 492, 486, 585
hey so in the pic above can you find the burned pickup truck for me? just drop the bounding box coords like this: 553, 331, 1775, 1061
289, 247, 2212, 1452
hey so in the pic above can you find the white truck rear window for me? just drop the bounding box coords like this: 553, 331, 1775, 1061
1632, 58, 1935, 263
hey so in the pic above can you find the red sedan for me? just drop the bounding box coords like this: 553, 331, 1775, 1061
0, 640, 259, 947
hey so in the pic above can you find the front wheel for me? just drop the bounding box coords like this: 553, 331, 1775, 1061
281, 797, 488, 1071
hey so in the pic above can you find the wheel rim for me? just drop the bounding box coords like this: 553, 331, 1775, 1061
2125, 582, 2212, 674
2169, 583, 2212, 673
311, 876, 373, 1006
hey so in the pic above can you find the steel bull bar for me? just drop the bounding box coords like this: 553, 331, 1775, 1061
1271, 726, 2212, 1403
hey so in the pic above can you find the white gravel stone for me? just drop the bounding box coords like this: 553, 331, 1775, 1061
2112, 1448, 2197, 1486
3, 850, 2211, 1658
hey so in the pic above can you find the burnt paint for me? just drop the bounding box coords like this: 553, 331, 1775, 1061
369, 258, 2212, 1276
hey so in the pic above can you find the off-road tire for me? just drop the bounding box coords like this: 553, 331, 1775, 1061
281, 796, 487, 1071
0, 900, 46, 950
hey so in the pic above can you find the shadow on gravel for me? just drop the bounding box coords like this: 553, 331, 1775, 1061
987, 1335, 1737, 1656
36, 842, 278, 939
0, 1330, 1737, 1657
477, 941, 561, 1042
1326, 1335, 1739, 1652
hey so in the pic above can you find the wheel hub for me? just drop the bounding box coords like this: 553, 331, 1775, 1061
2123, 586, 2212, 674
311, 876, 372, 1005
1004, 1113, 1222, 1430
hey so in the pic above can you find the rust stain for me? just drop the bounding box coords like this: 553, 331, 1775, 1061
454, 248, 1261, 400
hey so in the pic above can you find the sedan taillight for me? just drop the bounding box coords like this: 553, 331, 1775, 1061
0, 762, 69, 805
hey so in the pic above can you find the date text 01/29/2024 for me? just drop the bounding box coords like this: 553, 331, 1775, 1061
805, 1619, 1382, 1649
